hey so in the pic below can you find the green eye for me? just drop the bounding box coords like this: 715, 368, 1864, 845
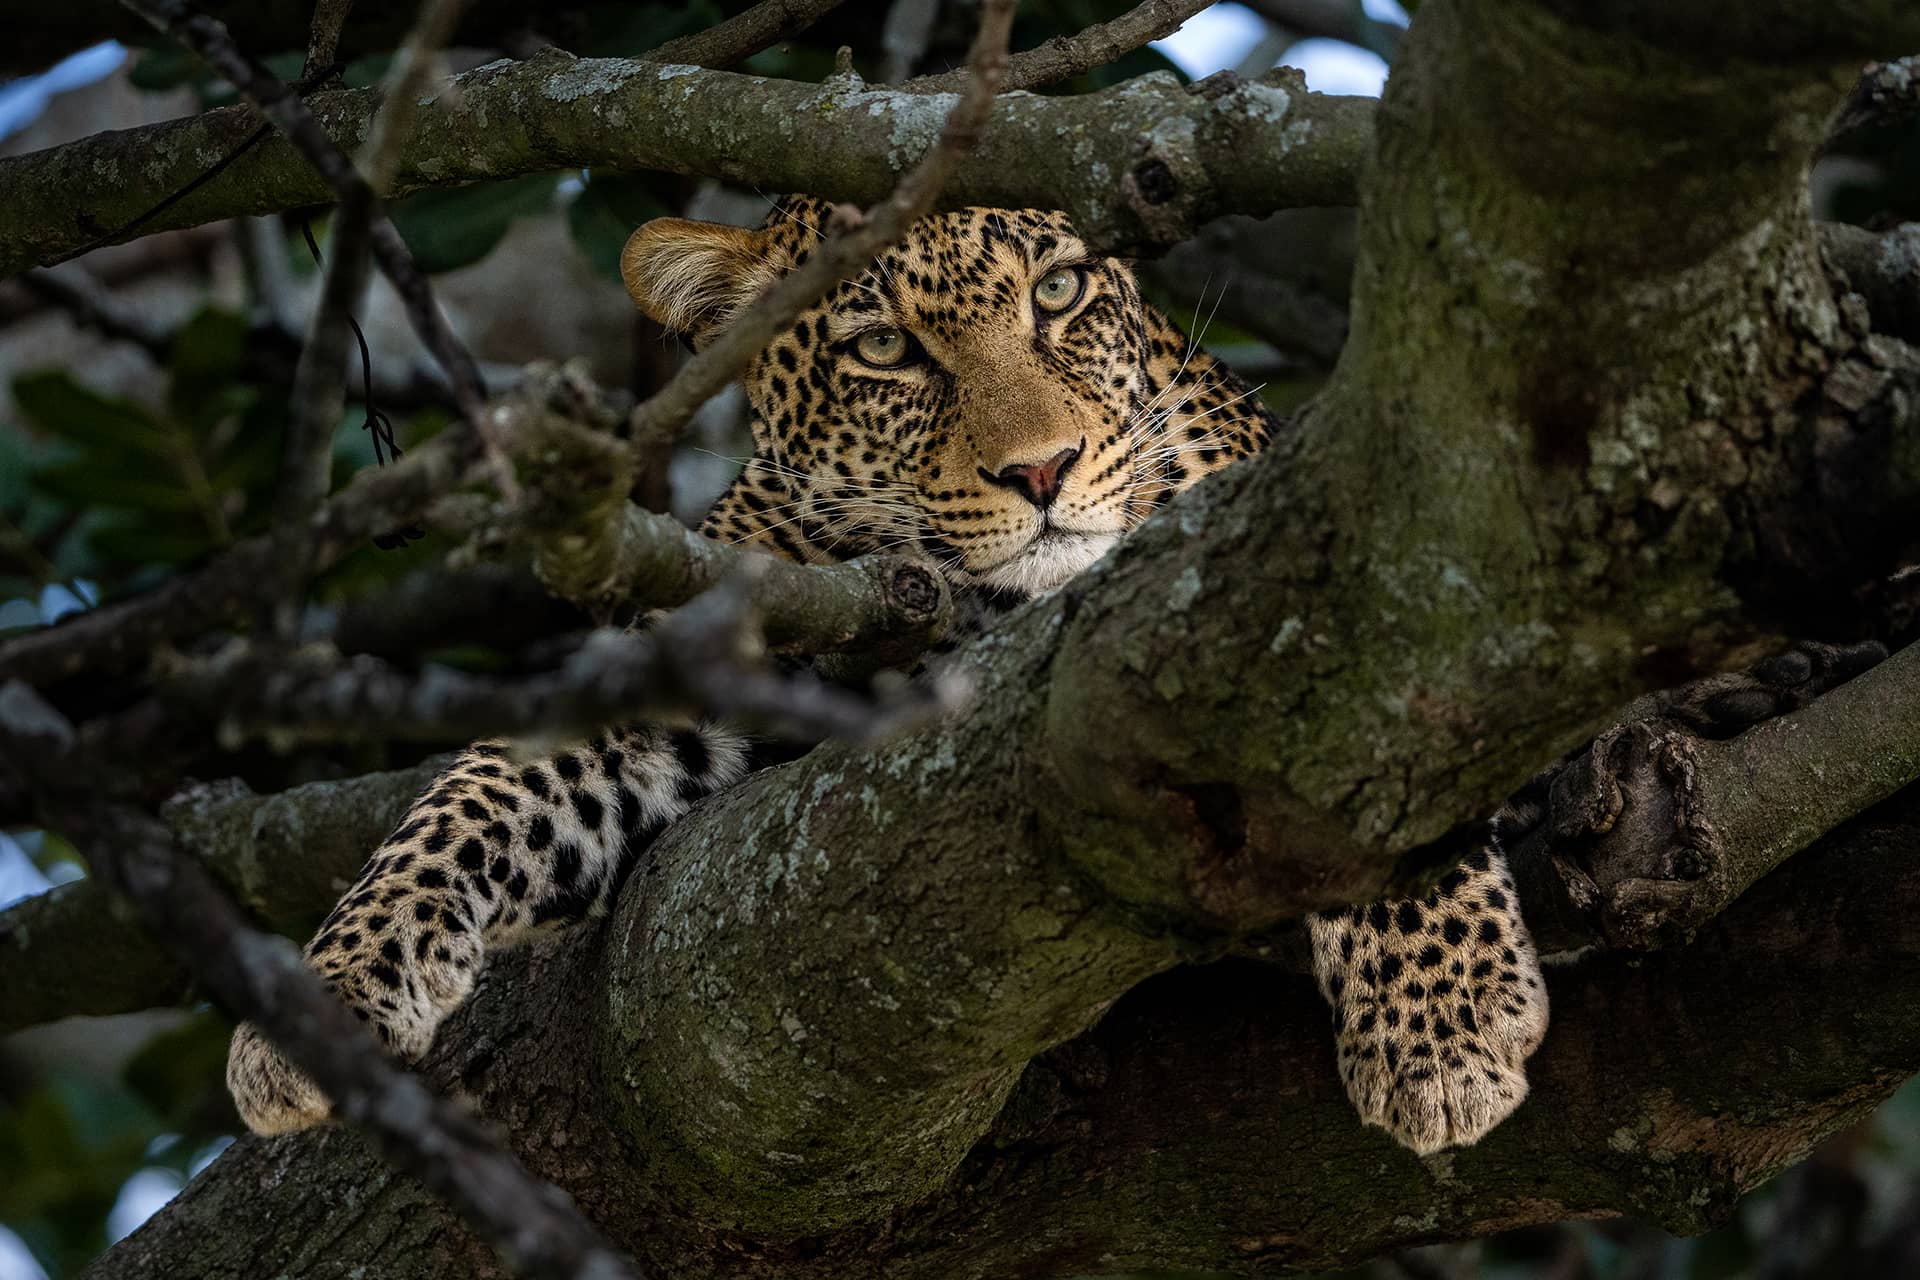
1034, 267, 1083, 313
855, 327, 910, 368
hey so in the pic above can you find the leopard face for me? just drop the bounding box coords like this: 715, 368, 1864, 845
622, 197, 1273, 599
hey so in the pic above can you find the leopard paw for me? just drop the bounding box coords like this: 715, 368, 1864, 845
227, 1022, 331, 1136
1310, 849, 1548, 1154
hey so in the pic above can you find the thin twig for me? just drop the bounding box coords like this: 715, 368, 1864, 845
269, 0, 470, 638
0, 424, 479, 688
627, 0, 1016, 457
302, 0, 356, 82
879, 0, 940, 83
903, 0, 1209, 94
118, 0, 493, 441
15, 264, 173, 358
646, 0, 851, 68
164, 587, 955, 748
16, 787, 641, 1280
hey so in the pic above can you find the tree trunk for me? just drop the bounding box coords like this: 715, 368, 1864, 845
70, 0, 1920, 1274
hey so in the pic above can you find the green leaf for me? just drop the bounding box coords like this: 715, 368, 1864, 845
12, 371, 171, 458
85, 517, 220, 567
30, 458, 201, 514
124, 1012, 233, 1128
166, 306, 250, 423
127, 41, 203, 92
387, 173, 562, 274
567, 171, 671, 281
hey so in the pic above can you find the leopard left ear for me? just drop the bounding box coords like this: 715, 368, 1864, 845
620, 217, 782, 348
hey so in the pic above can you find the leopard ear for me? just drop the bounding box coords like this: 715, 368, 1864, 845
620, 218, 782, 347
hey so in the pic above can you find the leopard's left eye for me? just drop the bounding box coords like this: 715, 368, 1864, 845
1033, 267, 1085, 314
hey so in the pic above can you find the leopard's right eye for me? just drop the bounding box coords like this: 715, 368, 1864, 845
855, 327, 911, 368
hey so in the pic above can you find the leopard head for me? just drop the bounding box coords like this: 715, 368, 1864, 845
622, 196, 1259, 598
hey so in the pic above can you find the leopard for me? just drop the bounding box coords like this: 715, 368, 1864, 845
226, 195, 1547, 1157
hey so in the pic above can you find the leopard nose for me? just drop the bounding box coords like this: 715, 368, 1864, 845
980, 443, 1082, 509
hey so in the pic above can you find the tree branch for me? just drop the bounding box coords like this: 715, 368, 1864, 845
647, 0, 851, 69
1508, 639, 1920, 953
42, 797, 645, 1280
159, 593, 951, 750
902, 0, 1212, 93
0, 55, 1372, 275
119, 0, 489, 427
1822, 220, 1920, 347
80, 777, 1920, 1277
0, 757, 447, 1033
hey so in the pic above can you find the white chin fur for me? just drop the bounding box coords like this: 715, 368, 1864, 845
975, 532, 1117, 597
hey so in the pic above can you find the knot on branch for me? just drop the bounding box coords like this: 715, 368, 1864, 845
881, 560, 943, 624
1527, 722, 1720, 950
1504, 639, 1890, 950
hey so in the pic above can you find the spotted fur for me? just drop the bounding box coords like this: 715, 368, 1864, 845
229, 197, 1545, 1155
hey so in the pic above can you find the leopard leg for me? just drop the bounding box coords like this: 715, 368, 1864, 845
227, 722, 748, 1136
1308, 846, 1546, 1155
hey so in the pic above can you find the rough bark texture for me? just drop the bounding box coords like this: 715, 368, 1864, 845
0, 758, 445, 1032
86, 783, 1920, 1278
55, 0, 1920, 1274
0, 53, 1371, 275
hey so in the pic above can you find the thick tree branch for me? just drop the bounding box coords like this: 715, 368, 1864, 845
43, 798, 644, 1280
0, 55, 1371, 275
1507, 640, 1917, 952
83, 779, 1920, 1277
0, 757, 447, 1033
1822, 220, 1920, 347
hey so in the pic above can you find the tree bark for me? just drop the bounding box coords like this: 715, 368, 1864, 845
63, 0, 1920, 1274
0, 53, 1371, 276
87, 782, 1920, 1278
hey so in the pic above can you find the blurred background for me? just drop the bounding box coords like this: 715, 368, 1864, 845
3, 3, 1918, 1277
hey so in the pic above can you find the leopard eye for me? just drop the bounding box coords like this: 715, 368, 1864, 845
854, 327, 911, 368
1033, 267, 1085, 314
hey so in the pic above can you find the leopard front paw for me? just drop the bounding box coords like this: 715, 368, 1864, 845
227, 1022, 332, 1136
1311, 850, 1548, 1155
1339, 1027, 1533, 1157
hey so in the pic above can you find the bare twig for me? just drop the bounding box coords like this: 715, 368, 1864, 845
270, 0, 470, 637
903, 0, 1209, 94
302, 0, 356, 82
164, 587, 953, 748
0, 424, 479, 688
647, 0, 851, 68
14, 264, 174, 358
23, 791, 640, 1280
879, 0, 940, 83
0, 372, 948, 689
119, 0, 490, 428
627, 0, 1016, 458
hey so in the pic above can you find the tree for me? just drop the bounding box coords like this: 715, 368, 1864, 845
4, 0, 1920, 1276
